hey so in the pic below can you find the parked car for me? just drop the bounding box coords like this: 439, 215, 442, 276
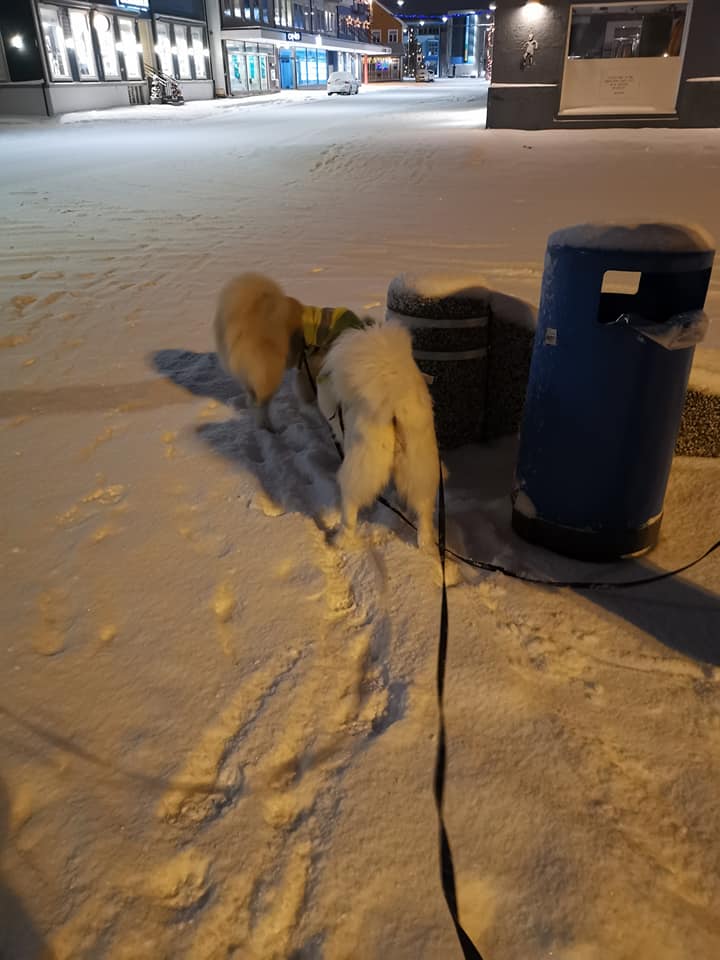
327, 71, 360, 95
415, 68, 435, 83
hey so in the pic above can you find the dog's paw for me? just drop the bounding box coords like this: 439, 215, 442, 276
331, 527, 364, 552
431, 556, 462, 588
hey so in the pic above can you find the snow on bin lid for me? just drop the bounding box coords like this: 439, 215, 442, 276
387, 272, 492, 320
388, 272, 491, 301
548, 222, 715, 254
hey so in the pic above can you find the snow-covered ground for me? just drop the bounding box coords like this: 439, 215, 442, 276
1, 80, 719, 960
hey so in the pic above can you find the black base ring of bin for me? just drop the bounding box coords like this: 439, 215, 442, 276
511, 509, 662, 562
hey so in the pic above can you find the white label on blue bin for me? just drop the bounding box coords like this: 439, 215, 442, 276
544, 328, 558, 346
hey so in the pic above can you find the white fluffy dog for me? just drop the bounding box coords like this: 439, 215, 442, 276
214, 273, 441, 553
315, 323, 440, 552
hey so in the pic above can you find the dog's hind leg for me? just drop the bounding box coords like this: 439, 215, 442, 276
337, 420, 394, 539
414, 499, 437, 553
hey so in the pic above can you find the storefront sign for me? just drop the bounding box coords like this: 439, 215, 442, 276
116, 0, 149, 12
285, 31, 302, 42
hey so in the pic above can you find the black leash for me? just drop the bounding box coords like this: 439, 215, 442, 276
435, 467, 486, 959
303, 346, 719, 959
378, 489, 720, 592
302, 346, 720, 592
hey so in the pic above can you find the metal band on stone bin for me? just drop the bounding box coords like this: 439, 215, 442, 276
385, 293, 490, 449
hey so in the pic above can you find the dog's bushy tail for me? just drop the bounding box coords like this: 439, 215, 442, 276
321, 324, 430, 421
323, 324, 440, 507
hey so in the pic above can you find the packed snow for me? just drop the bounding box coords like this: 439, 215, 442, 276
1, 80, 719, 960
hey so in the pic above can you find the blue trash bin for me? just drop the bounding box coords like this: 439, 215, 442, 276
512, 223, 714, 561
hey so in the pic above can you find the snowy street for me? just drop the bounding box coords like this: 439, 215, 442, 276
1, 79, 720, 959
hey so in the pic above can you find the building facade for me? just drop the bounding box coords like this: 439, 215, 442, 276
368, 0, 403, 80
487, 0, 720, 129
0, 0, 212, 115
397, 7, 493, 79
207, 0, 387, 96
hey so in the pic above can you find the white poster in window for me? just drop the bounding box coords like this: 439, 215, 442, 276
93, 13, 120, 79
69, 9, 97, 79
117, 18, 142, 79
155, 21, 174, 77
190, 27, 207, 79
173, 24, 191, 79
39, 4, 71, 80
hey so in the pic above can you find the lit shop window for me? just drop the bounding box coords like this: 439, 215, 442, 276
190, 26, 207, 79
155, 21, 174, 76
68, 9, 97, 79
117, 18, 142, 79
173, 24, 192, 79
0, 31, 10, 82
39, 5, 71, 80
93, 13, 120, 79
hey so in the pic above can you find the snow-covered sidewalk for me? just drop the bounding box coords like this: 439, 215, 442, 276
1, 83, 719, 960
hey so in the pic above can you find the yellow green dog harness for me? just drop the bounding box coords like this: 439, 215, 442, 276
301, 305, 368, 355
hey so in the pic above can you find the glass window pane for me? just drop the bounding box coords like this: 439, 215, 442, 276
39, 4, 71, 80
306, 50, 317, 84
69, 9, 97, 79
190, 26, 207, 79
93, 13, 120, 79
117, 18, 142, 79
0, 34, 9, 83
173, 24, 191, 79
155, 21, 174, 76
568, 2, 687, 60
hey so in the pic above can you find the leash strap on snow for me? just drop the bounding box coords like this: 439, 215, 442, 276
435, 467, 486, 960
302, 353, 716, 960
303, 348, 719, 590
376, 490, 719, 592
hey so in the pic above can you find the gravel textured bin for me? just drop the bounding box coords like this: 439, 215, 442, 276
386, 274, 536, 448
387, 274, 490, 448
484, 290, 536, 441
676, 349, 720, 457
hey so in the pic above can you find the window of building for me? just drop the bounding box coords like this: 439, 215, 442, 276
93, 12, 120, 80
68, 8, 97, 79
190, 25, 207, 79
388, 29, 398, 43
173, 23, 192, 79
567, 1, 687, 59
155, 20, 174, 76
371, 30, 381, 44
39, 4, 72, 80
560, 1, 690, 116
273, 0, 292, 28
117, 17, 142, 79
0, 31, 11, 82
